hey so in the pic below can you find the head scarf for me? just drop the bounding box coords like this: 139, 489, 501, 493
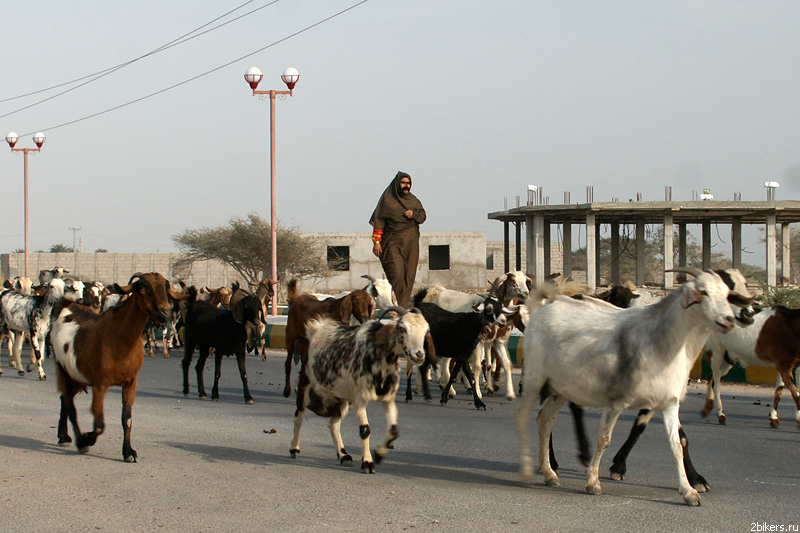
369, 171, 424, 231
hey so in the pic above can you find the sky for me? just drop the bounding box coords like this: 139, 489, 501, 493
1, 1, 799, 268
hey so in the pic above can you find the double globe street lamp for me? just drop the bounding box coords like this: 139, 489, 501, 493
6, 131, 46, 277
244, 66, 299, 316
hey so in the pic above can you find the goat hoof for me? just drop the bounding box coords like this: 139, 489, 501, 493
770, 419, 781, 429
340, 454, 353, 466
39, 375, 47, 381
585, 484, 602, 496
683, 491, 701, 506
18, 370, 25, 377
78, 447, 90, 454
693, 481, 710, 493
124, 450, 138, 463
58, 436, 72, 446
544, 477, 560, 487
212, 398, 219, 402
245, 399, 254, 405
361, 461, 375, 474
290, 448, 300, 459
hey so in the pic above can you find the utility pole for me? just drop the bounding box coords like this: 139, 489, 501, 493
69, 226, 81, 252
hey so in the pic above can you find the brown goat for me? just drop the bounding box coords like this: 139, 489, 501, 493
240, 278, 277, 359
282, 278, 375, 398
51, 272, 186, 462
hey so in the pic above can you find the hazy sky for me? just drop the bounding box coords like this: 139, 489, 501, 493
2, 1, 798, 266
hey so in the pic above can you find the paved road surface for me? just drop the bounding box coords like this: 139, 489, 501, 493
1, 347, 799, 532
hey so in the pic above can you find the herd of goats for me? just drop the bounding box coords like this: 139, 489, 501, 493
1, 266, 799, 506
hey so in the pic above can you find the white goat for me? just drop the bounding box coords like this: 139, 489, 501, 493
517, 269, 738, 506
361, 274, 396, 313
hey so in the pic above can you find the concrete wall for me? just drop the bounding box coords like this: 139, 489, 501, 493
298, 232, 488, 292
1, 231, 489, 292
1, 252, 248, 288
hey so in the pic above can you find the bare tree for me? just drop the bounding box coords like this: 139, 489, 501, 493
171, 214, 333, 283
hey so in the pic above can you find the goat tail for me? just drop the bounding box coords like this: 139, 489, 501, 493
409, 288, 428, 307
287, 278, 300, 307
186, 285, 198, 305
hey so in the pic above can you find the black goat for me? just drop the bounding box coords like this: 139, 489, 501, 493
409, 291, 507, 410
181, 286, 263, 404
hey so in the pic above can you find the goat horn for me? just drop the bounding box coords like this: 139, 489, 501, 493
385, 305, 408, 316
361, 274, 377, 283
666, 266, 704, 278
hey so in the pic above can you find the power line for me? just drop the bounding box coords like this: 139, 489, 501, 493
0, 0, 279, 118
20, 0, 371, 136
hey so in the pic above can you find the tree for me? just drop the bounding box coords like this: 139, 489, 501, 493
171, 214, 332, 283
49, 244, 73, 253
95, 248, 108, 253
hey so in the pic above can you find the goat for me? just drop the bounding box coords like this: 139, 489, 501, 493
282, 278, 375, 398
594, 281, 640, 308
39, 267, 68, 286
516, 269, 742, 506
408, 290, 508, 410
181, 285, 263, 404
473, 272, 531, 400
0, 278, 65, 380
702, 305, 800, 428
50, 272, 184, 462
569, 269, 755, 487
197, 285, 233, 308
361, 274, 397, 312
289, 307, 431, 473
228, 279, 275, 359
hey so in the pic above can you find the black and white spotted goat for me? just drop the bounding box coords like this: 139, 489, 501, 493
0, 278, 65, 380
290, 307, 432, 474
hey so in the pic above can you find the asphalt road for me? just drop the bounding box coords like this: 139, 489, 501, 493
1, 346, 799, 532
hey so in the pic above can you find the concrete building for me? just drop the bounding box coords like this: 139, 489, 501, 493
489, 200, 800, 291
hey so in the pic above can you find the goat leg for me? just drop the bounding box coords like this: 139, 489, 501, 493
609, 409, 654, 481
121, 378, 138, 463
234, 352, 254, 404
77, 386, 108, 453
678, 426, 708, 492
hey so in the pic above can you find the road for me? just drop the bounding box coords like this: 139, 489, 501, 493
1, 346, 799, 532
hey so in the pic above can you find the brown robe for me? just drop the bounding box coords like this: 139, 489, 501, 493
369, 171, 426, 307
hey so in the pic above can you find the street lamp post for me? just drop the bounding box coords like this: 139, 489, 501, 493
244, 66, 299, 316
5, 131, 46, 278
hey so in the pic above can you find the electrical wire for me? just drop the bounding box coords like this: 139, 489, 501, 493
19, 0, 371, 136
1, 0, 283, 120
0, 0, 267, 107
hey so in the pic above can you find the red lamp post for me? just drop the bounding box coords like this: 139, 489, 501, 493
244, 66, 299, 316
5, 131, 46, 278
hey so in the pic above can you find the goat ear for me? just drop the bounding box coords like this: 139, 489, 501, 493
341, 295, 353, 324
232, 302, 245, 324
373, 324, 395, 351
681, 285, 703, 309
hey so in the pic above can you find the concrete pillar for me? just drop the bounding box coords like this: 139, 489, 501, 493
702, 221, 712, 270
586, 213, 597, 292
766, 212, 777, 287
503, 221, 510, 273
595, 222, 602, 287
732, 218, 742, 269
563, 223, 573, 279
677, 223, 687, 283
526, 214, 546, 284
515, 220, 522, 271
781, 223, 791, 286
664, 212, 674, 289
610, 222, 620, 284
544, 220, 551, 277
636, 219, 645, 286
